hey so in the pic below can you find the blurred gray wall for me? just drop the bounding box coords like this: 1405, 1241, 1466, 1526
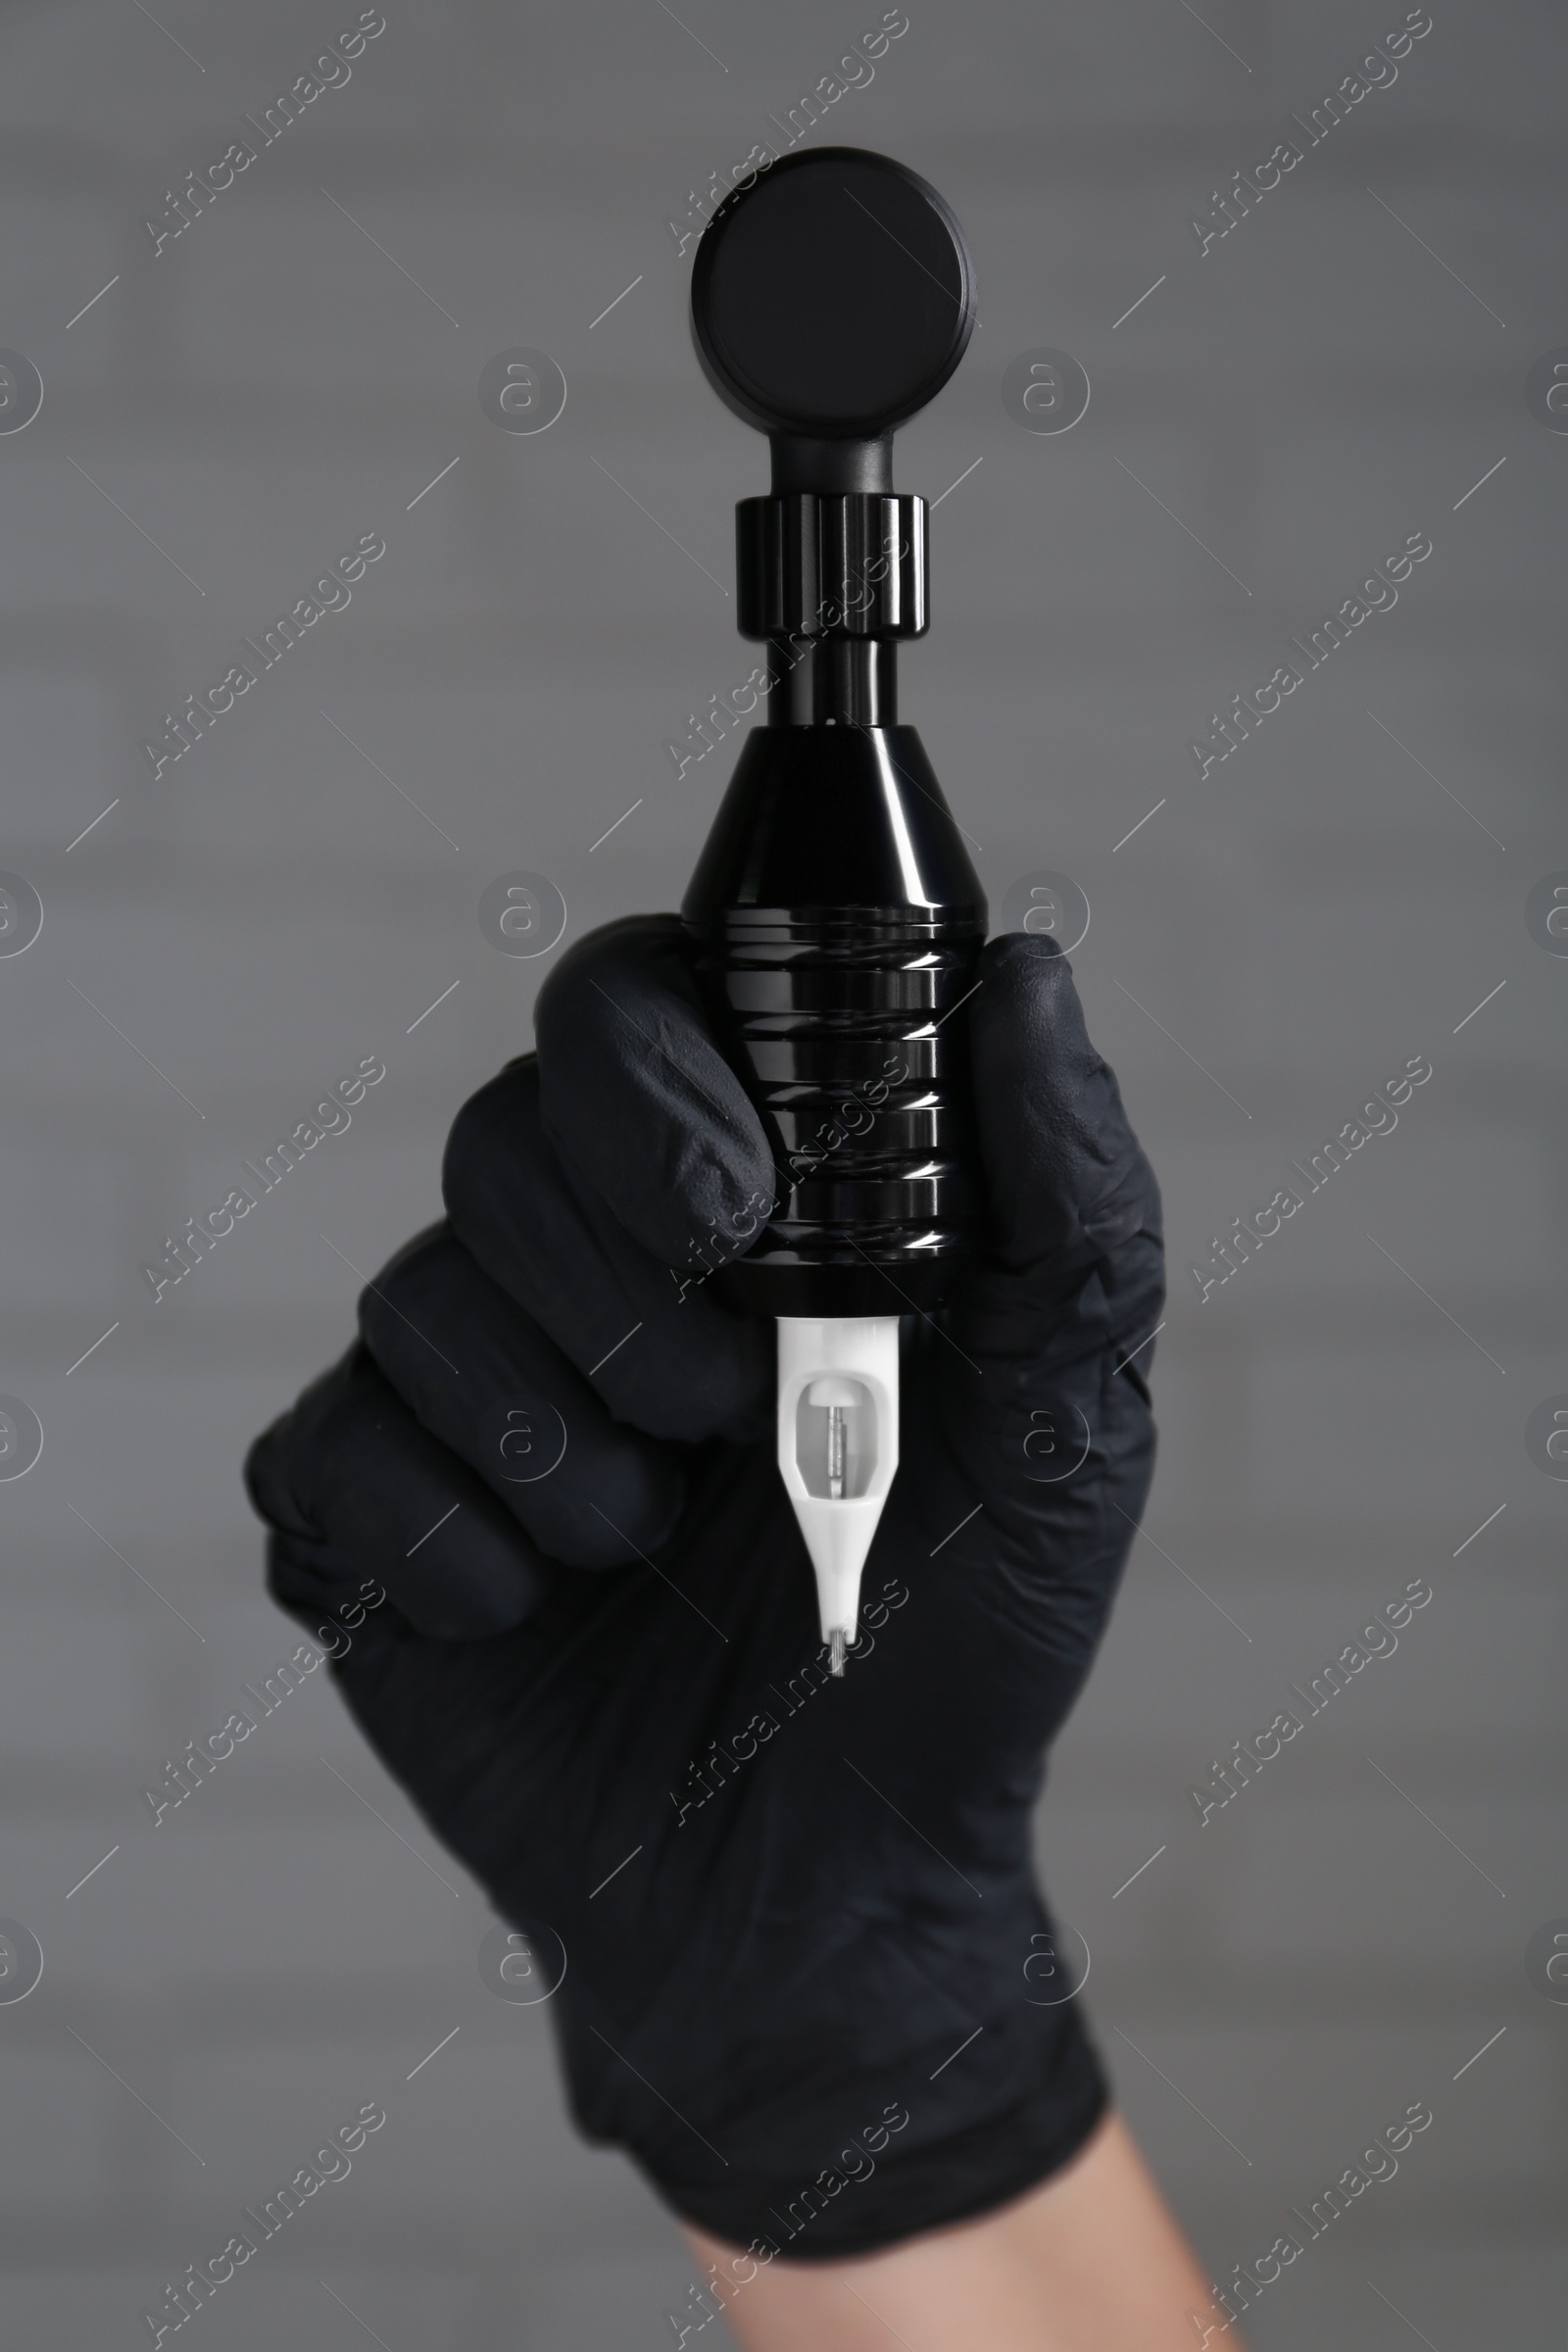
1, 0, 1563, 2343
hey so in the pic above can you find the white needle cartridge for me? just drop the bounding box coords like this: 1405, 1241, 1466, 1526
776, 1316, 900, 1674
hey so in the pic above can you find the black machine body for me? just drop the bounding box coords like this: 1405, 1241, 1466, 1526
679, 147, 987, 1320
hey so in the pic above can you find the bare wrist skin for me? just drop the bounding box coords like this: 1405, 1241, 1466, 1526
677, 2112, 1238, 2352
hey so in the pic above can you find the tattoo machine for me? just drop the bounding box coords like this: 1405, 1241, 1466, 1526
680, 147, 986, 1672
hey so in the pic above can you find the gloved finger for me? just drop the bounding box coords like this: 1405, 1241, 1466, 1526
356, 1223, 687, 1569
244, 1346, 551, 1640
533, 912, 778, 1269
956, 932, 1165, 1374
443, 1055, 772, 1446
933, 934, 1163, 1555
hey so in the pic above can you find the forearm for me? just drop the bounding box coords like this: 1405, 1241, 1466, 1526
679, 2111, 1237, 2352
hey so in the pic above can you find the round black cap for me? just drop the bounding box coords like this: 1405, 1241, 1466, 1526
691, 147, 975, 443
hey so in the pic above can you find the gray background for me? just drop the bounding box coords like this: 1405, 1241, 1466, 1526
1, 0, 1563, 2343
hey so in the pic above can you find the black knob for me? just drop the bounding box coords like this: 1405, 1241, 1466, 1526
691, 145, 976, 494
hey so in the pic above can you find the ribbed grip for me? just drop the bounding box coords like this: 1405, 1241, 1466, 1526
682, 723, 985, 1321
737, 494, 927, 644
700, 906, 981, 1315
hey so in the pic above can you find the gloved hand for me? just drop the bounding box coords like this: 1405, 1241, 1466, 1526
245, 914, 1163, 2259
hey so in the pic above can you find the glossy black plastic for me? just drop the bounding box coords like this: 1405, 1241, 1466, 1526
684, 144, 983, 1318
681, 726, 985, 1318
690, 147, 975, 461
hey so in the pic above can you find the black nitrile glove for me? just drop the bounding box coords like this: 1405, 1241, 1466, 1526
244, 915, 1164, 2258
